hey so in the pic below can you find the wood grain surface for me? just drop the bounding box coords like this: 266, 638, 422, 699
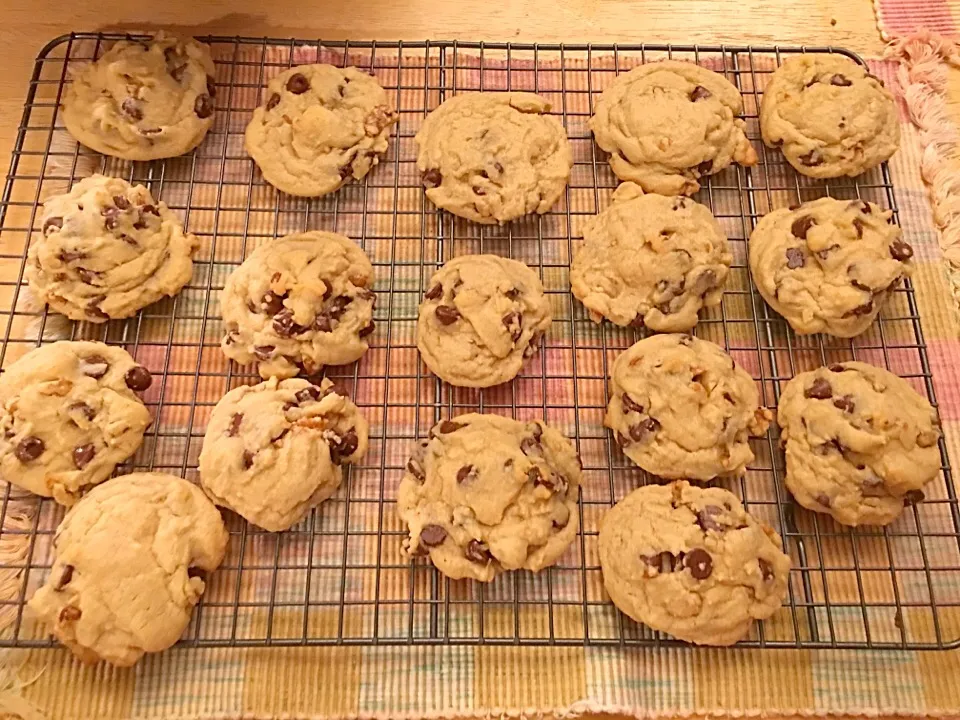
0, 2, 890, 719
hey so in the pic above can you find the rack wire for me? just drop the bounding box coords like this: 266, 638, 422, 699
0, 33, 957, 652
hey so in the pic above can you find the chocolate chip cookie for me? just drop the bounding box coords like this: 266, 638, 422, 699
760, 54, 899, 178
749, 197, 910, 337
599, 480, 791, 645
605, 334, 772, 481
777, 362, 941, 526
570, 182, 731, 331
0, 341, 152, 506
199, 377, 368, 531
397, 414, 582, 582
590, 60, 758, 196
28, 472, 227, 666
62, 32, 216, 160
245, 64, 398, 197
416, 92, 573, 224
416, 254, 552, 388
27, 174, 198, 323
220, 231, 376, 380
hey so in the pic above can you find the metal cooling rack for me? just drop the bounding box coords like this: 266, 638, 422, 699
0, 33, 957, 652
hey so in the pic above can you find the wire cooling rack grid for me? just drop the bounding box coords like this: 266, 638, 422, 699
0, 34, 956, 651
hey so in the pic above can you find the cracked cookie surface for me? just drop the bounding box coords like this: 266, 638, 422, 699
590, 60, 757, 196
749, 197, 910, 338
62, 33, 216, 160
571, 183, 731, 331
0, 341, 152, 505
245, 64, 397, 197
220, 231, 376, 380
416, 92, 573, 224
599, 480, 791, 646
397, 413, 582, 582
28, 175, 198, 322
605, 334, 771, 481
760, 54, 899, 178
28, 472, 227, 666
416, 254, 552, 388
777, 361, 940, 526
199, 377, 368, 531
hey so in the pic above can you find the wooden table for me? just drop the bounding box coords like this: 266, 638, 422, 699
0, 2, 889, 719
0, 0, 886, 166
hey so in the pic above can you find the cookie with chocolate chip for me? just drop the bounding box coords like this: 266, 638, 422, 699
62, 32, 216, 160
760, 55, 899, 177
397, 413, 582, 582
416, 92, 573, 224
0, 341, 152, 505
199, 377, 368, 531
599, 480, 790, 645
589, 60, 758, 196
416, 254, 552, 387
570, 182, 732, 331
749, 197, 910, 337
777, 361, 940, 526
245, 64, 397, 197
219, 231, 376, 379
28, 472, 227, 666
27, 175, 198, 323
605, 334, 772, 481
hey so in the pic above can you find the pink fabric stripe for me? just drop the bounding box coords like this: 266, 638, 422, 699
877, 0, 957, 37
923, 339, 960, 420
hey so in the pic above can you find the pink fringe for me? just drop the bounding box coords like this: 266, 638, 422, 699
887, 31, 960, 305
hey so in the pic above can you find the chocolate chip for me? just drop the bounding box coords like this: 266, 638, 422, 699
86, 302, 109, 320
330, 428, 359, 464
266, 93, 281, 110
358, 321, 376, 338
124, 366, 152, 391
615, 432, 631, 448
206, 76, 217, 98
473, 186, 486, 196
68, 402, 95, 421
194, 94, 214, 119
842, 300, 874, 318
524, 331, 543, 358
759, 558, 775, 582
465, 539, 492, 564
890, 240, 914, 262
520, 436, 542, 457
121, 97, 143, 121
15, 436, 43, 462
42, 216, 63, 234
434, 305, 460, 325
228, 412, 243, 437
81, 355, 109, 379
420, 524, 447, 546
697, 505, 725, 533
696, 159, 713, 176
804, 378, 833, 399
262, 291, 285, 315
142, 204, 160, 216
286, 73, 310, 94
71, 443, 95, 469
689, 85, 712, 102
791, 215, 816, 239
424, 283, 443, 300
621, 394, 644, 414
456, 465, 476, 483
833, 395, 855, 413
502, 311, 522, 342
830, 74, 852, 86
295, 386, 322, 404
799, 149, 822, 166
438, 420, 465, 434
629, 314, 645, 328
853, 217, 865, 239
327, 295, 351, 320
407, 458, 426, 482
422, 168, 442, 188
526, 466, 543, 485
829, 363, 846, 372
113, 195, 131, 210
338, 162, 354, 180
242, 450, 255, 469
254, 345, 275, 360
59, 606, 81, 623
816, 493, 832, 508
684, 548, 713, 579
273, 309, 307, 337
784, 247, 805, 269
903, 489, 925, 506
55, 564, 74, 590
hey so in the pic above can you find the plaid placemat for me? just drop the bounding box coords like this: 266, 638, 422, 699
875, 0, 960, 39
1, 39, 960, 719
